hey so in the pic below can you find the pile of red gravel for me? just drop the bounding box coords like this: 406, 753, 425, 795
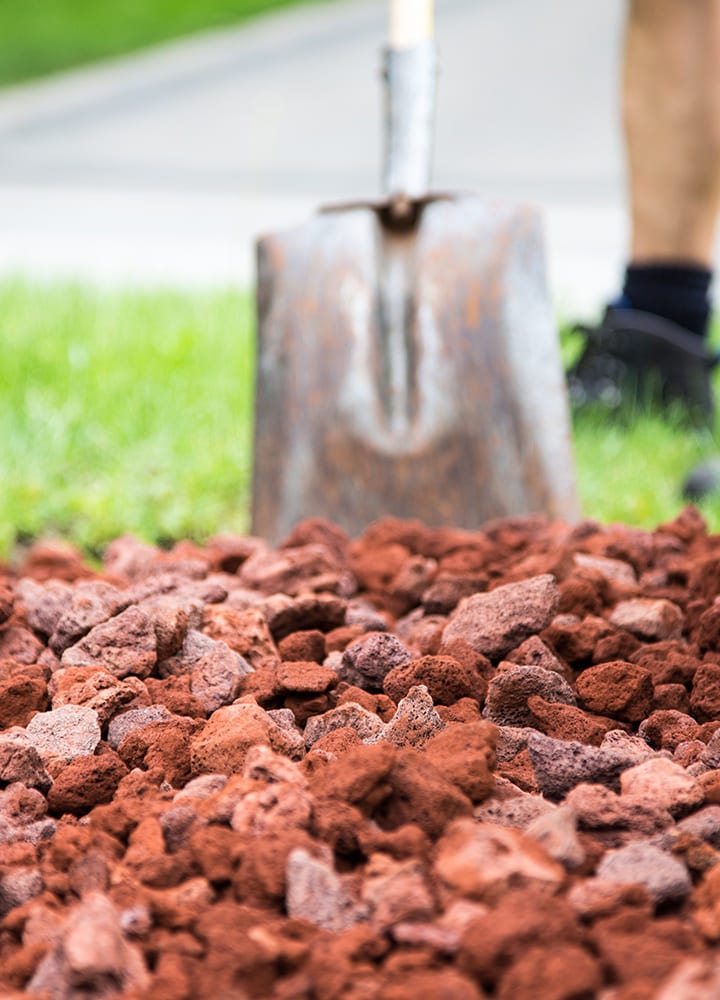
3, 509, 720, 998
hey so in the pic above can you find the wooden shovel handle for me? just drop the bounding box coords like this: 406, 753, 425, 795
389, 0, 434, 49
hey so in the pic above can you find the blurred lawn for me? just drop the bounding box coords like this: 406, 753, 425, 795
0, 281, 254, 558
1, 279, 719, 561
0, 0, 332, 87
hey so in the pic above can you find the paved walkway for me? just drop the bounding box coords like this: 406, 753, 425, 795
0, 0, 627, 312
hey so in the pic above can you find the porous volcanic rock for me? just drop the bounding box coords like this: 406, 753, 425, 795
443, 574, 560, 659
2, 510, 720, 998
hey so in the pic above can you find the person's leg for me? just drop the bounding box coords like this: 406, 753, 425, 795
570, 0, 720, 422
625, 0, 720, 271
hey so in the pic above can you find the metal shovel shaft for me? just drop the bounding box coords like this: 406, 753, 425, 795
383, 39, 437, 201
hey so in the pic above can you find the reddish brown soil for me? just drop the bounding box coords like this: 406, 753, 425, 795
3, 511, 720, 997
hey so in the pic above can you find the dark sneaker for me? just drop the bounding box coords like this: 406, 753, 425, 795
568, 306, 718, 426
684, 458, 720, 500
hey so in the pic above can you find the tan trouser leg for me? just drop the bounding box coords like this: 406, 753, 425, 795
625, 0, 720, 265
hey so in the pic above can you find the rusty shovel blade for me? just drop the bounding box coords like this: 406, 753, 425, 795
252, 195, 578, 542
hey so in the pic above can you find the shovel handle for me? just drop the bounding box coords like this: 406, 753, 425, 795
389, 0, 434, 49
383, 0, 437, 206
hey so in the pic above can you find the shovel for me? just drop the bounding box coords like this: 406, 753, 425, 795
252, 0, 577, 542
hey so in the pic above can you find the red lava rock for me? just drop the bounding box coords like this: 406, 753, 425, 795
351, 541, 411, 593
335, 684, 396, 722
438, 637, 494, 680
592, 627, 643, 664
639, 710, 700, 751
436, 697, 485, 725
398, 610, 446, 655
136, 591, 194, 660
383, 654, 487, 707
204, 531, 265, 573
339, 631, 413, 692
592, 910, 700, 987
630, 639, 699, 685
144, 674, 207, 718
457, 886, 579, 981
277, 629, 326, 663
241, 541, 344, 596
118, 717, 203, 787
423, 721, 497, 802
384, 554, 438, 617
262, 591, 347, 640
566, 781, 673, 837
49, 666, 150, 726
6, 513, 720, 996
653, 682, 691, 713
558, 570, 606, 617
202, 604, 280, 671
0, 729, 52, 792
381, 750, 473, 838
27, 891, 150, 996
280, 517, 350, 560
18, 539, 93, 582
285, 846, 364, 931
526, 731, 641, 800
283, 692, 331, 726
484, 664, 576, 727
610, 597, 684, 641
435, 818, 564, 900
312, 726, 363, 757
191, 702, 303, 775
160, 629, 253, 714
541, 613, 615, 666
527, 696, 616, 745
47, 753, 129, 816
497, 943, 602, 1000
506, 634, 568, 674
382, 685, 445, 749
305, 701, 386, 748
443, 574, 560, 659
0, 625, 44, 665
345, 599, 389, 633
61, 604, 158, 679
693, 602, 720, 652
106, 704, 173, 749
0, 675, 48, 728
16, 577, 73, 638
575, 660, 654, 722
0, 583, 14, 625
324, 624, 365, 653
383, 968, 484, 1000
619, 757, 704, 816
691, 662, 720, 722
276, 660, 338, 695
421, 574, 486, 615
48, 581, 129, 655
25, 705, 102, 764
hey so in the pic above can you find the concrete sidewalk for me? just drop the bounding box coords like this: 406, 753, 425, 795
0, 0, 627, 312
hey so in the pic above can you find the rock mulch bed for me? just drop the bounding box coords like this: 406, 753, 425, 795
3, 509, 720, 997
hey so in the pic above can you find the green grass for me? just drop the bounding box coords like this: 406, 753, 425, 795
0, 281, 254, 559
0, 0, 331, 88
2, 279, 720, 563
563, 317, 720, 530
573, 407, 717, 528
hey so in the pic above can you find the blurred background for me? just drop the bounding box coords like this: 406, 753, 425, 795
0, 0, 626, 309
2, 0, 714, 559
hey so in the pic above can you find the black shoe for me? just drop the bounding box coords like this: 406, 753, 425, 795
683, 458, 720, 500
568, 306, 718, 427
